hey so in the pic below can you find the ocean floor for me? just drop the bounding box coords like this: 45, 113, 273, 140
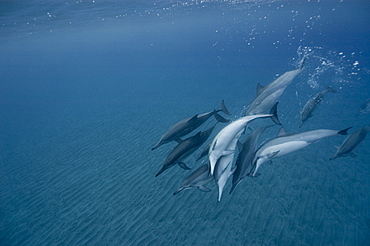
1, 1, 370, 245
1, 85, 369, 245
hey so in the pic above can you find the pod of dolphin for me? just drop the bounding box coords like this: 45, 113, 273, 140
151, 57, 370, 201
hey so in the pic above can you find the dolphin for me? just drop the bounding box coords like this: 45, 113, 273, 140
151, 100, 231, 150
358, 99, 370, 115
155, 124, 216, 177
214, 132, 240, 201
208, 113, 273, 176
330, 126, 369, 160
250, 126, 351, 177
245, 57, 305, 120
208, 103, 280, 176
299, 86, 337, 127
173, 164, 213, 195
229, 125, 273, 195
196, 141, 211, 161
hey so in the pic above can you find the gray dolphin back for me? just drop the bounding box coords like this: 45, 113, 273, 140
330, 126, 369, 160
173, 164, 213, 195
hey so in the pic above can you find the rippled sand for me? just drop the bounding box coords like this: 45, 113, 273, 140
1, 97, 369, 245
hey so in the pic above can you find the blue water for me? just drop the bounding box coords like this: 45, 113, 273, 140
1, 0, 369, 245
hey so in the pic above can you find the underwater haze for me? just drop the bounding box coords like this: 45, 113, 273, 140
1, 0, 370, 245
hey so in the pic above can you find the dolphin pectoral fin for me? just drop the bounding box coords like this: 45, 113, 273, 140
221, 99, 232, 115
197, 186, 212, 192
192, 131, 202, 139
338, 127, 352, 135
334, 146, 340, 149
178, 162, 191, 170
350, 153, 357, 158
187, 114, 199, 124
269, 151, 280, 158
270, 102, 282, 125
214, 113, 230, 123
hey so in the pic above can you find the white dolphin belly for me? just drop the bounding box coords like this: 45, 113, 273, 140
208, 114, 271, 175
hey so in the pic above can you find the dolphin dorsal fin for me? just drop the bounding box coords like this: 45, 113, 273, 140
257, 83, 265, 95
188, 114, 199, 123
277, 127, 288, 137
193, 131, 202, 138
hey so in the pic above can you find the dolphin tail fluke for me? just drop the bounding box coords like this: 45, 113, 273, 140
178, 162, 191, 170
221, 99, 232, 115
214, 113, 230, 123
270, 102, 282, 125
337, 127, 352, 135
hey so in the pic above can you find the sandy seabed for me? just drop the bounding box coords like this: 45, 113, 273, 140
1, 94, 369, 246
